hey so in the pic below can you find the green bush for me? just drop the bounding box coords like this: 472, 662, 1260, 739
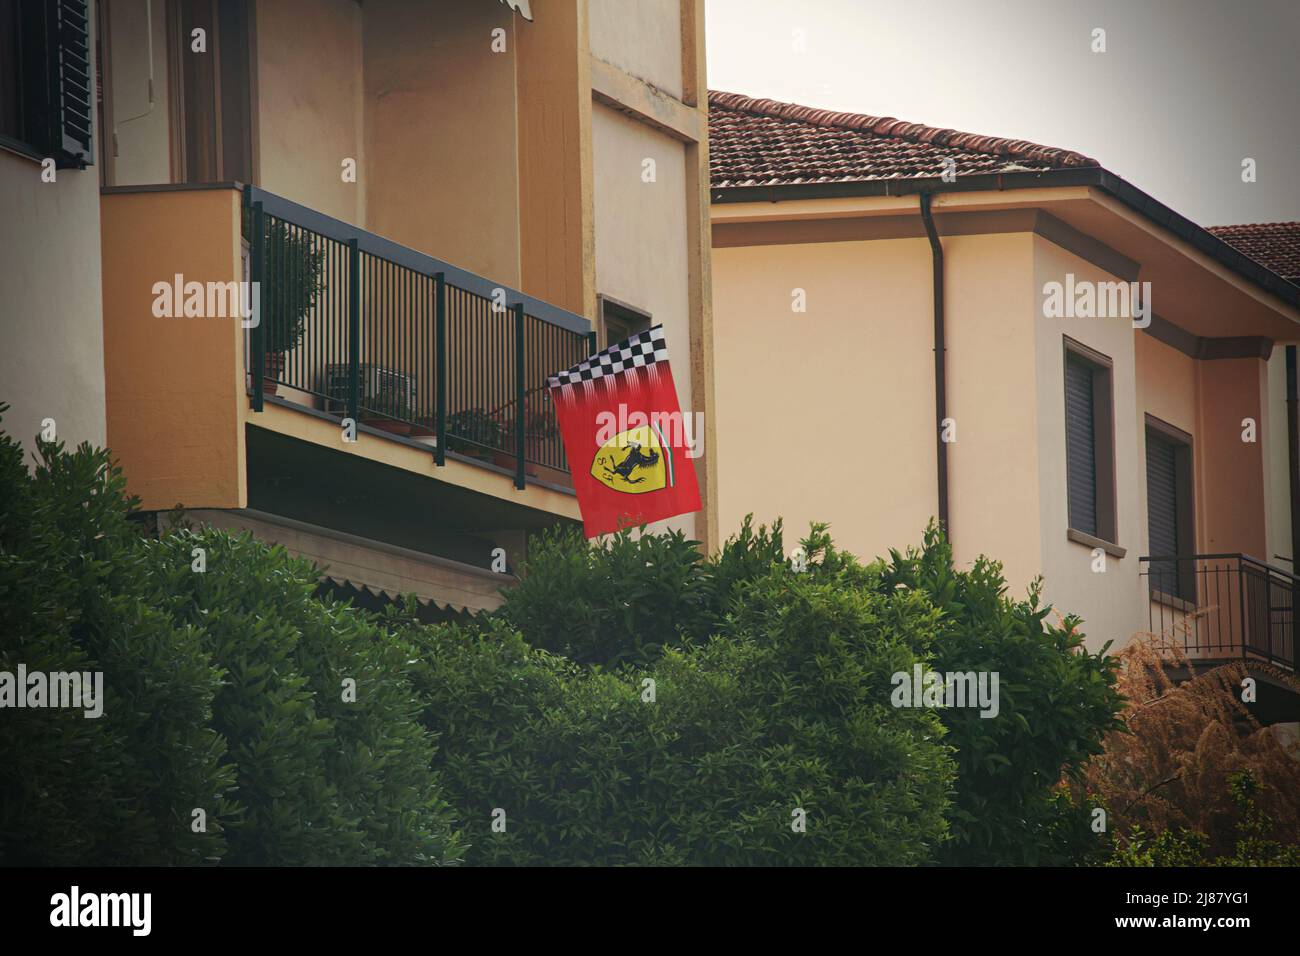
147, 528, 462, 865
0, 414, 461, 865
496, 524, 715, 667
401, 555, 954, 866
500, 517, 1123, 866
0, 417, 232, 865
875, 524, 1125, 865
497, 516, 792, 669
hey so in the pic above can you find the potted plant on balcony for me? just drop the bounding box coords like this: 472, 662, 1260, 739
446, 408, 505, 461
359, 376, 415, 436
258, 218, 324, 394
522, 396, 559, 463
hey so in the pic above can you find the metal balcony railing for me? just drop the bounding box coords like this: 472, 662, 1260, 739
1139, 554, 1298, 672
242, 185, 595, 488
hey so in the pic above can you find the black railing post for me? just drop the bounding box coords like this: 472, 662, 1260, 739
435, 272, 446, 466
250, 199, 265, 412
1237, 557, 1248, 661
587, 330, 598, 356
514, 303, 526, 490
348, 238, 361, 426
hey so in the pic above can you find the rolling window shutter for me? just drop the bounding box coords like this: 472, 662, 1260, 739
1146, 430, 1183, 597
48, 0, 93, 167
1146, 433, 1179, 558
1065, 355, 1097, 535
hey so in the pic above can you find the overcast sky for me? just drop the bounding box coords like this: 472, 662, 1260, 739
705, 0, 1299, 227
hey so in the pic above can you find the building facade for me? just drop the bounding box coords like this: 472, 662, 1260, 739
709, 92, 1300, 713
1, 0, 715, 616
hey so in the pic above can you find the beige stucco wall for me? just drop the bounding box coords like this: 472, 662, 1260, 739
945, 232, 1043, 592
257, 0, 364, 225
106, 0, 170, 186
363, 0, 520, 283
588, 0, 683, 99
1136, 333, 1198, 441
711, 234, 934, 553
1033, 235, 1145, 651
1197, 356, 1271, 558
0, 4, 105, 461
592, 102, 693, 537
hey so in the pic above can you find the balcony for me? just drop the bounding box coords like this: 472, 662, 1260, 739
1139, 554, 1298, 673
243, 186, 594, 491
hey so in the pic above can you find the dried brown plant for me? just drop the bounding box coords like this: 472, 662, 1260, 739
1072, 619, 1300, 855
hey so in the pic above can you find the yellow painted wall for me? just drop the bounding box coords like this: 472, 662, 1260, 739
946, 232, 1043, 591
1033, 234, 1145, 650
100, 188, 246, 510
591, 102, 694, 537
711, 235, 935, 553
1136, 333, 1198, 439
516, 0, 592, 317
588, 0, 683, 99
1197, 357, 1270, 558
363, 0, 521, 283
257, 0, 364, 224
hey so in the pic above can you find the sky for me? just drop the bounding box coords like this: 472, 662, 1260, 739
704, 0, 1300, 227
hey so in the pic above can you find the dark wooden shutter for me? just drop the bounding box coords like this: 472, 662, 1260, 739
1065, 354, 1097, 535
48, 0, 93, 166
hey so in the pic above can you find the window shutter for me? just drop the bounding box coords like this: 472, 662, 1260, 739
48, 0, 93, 167
1064, 354, 1097, 535
1146, 433, 1179, 559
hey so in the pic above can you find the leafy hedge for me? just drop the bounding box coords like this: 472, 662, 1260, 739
399, 554, 954, 865
1, 409, 1128, 866
0, 417, 462, 865
495, 518, 1124, 865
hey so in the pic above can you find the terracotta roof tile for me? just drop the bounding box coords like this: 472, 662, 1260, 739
1206, 222, 1300, 284
709, 90, 1099, 189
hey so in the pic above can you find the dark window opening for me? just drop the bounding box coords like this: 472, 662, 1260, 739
1145, 417, 1195, 600
1064, 338, 1117, 543
598, 294, 652, 350
168, 0, 250, 183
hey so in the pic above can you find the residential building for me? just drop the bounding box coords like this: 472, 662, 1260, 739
708, 92, 1300, 718
1, 0, 715, 617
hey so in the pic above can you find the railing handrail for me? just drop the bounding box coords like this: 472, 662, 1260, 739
242, 184, 591, 337
1139, 553, 1300, 585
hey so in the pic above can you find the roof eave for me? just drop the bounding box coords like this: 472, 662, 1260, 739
711, 167, 1300, 310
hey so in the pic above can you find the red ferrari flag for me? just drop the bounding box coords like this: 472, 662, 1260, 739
547, 325, 701, 538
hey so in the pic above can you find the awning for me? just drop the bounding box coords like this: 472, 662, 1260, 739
185, 509, 511, 614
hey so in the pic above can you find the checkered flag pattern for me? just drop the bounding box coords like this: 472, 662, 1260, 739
548, 325, 668, 388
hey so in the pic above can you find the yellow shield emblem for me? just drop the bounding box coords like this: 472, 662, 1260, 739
591, 425, 667, 494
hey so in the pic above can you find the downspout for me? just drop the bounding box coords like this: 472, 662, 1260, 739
1286, 345, 1300, 568
919, 193, 950, 540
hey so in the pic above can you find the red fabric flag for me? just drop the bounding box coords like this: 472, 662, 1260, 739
547, 326, 701, 538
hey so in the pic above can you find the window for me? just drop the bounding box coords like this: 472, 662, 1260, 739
0, 0, 94, 167
598, 294, 652, 350
167, 0, 251, 183
1064, 338, 1117, 543
1145, 416, 1195, 599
